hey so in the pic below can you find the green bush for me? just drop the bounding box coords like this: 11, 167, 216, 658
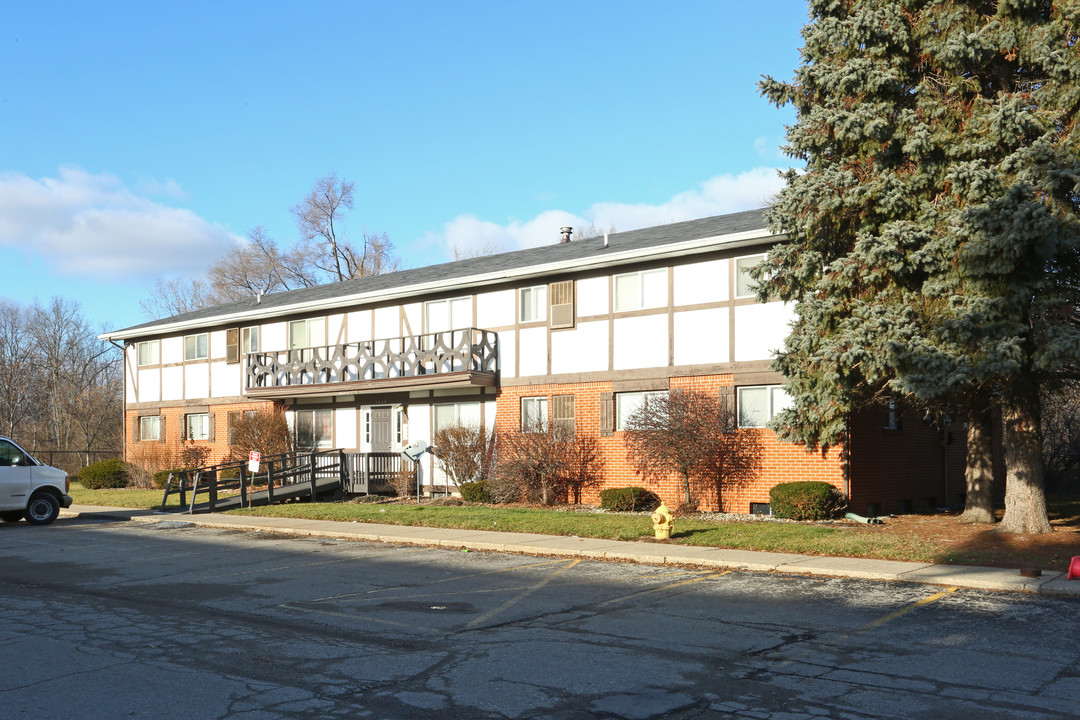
769, 481, 846, 521
459, 480, 491, 503
599, 486, 661, 512
153, 469, 187, 489
78, 459, 129, 489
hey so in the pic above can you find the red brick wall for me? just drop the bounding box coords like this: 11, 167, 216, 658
126, 400, 276, 469
847, 404, 968, 515
495, 376, 844, 512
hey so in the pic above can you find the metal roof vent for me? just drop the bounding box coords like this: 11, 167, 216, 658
560, 226, 572, 244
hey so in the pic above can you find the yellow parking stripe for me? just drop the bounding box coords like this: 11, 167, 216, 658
859, 587, 958, 631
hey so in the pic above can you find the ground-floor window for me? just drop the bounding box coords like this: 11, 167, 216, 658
520, 396, 548, 431
139, 416, 161, 442
616, 391, 666, 430
294, 409, 332, 450
186, 413, 211, 441
227, 410, 259, 445
434, 402, 481, 432
737, 385, 791, 428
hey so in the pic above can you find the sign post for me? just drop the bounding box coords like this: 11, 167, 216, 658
248, 451, 261, 474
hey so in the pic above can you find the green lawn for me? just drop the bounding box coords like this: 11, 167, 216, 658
69, 483, 940, 562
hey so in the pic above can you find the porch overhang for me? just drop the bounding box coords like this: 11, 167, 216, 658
244, 370, 497, 400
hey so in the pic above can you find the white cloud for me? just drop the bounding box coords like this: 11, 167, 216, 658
0, 167, 241, 279
429, 167, 786, 258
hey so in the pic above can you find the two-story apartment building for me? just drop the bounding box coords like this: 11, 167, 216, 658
103, 209, 966, 514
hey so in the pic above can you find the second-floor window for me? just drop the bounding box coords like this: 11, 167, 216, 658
242, 326, 259, 354
614, 269, 666, 311
137, 340, 159, 366
736, 254, 766, 298
520, 286, 547, 323
289, 318, 325, 351
426, 297, 471, 334
184, 333, 208, 361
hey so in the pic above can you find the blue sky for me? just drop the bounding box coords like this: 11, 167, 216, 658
0, 1, 808, 332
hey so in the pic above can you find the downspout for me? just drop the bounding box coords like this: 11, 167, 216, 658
844, 412, 852, 502
107, 339, 127, 463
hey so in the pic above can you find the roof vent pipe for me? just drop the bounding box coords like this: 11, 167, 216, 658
603, 232, 609, 248
256, 292, 263, 305
560, 226, 572, 244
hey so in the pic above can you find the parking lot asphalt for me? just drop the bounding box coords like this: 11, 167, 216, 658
61, 504, 1080, 598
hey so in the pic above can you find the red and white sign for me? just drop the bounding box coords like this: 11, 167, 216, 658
248, 451, 261, 474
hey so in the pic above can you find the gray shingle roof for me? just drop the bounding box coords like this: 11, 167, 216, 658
110, 208, 767, 338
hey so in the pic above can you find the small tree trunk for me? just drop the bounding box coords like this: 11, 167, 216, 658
958, 409, 994, 524
681, 471, 692, 506
997, 393, 1053, 535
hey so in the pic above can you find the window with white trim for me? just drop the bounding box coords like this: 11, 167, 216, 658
521, 396, 548, 432
137, 340, 159, 366
289, 318, 325, 351
139, 416, 161, 441
614, 269, 666, 311
426, 297, 472, 333
735, 254, 766, 298
519, 286, 547, 323
433, 402, 481, 433
184, 333, 209, 361
186, 413, 210, 441
615, 390, 666, 430
294, 409, 332, 450
737, 385, 791, 428
242, 326, 259, 354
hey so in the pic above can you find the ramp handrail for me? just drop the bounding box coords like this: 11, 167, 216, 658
160, 449, 346, 513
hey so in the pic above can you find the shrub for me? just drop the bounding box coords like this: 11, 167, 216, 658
78, 459, 129, 489
599, 486, 661, 512
459, 480, 491, 503
769, 481, 847, 521
153, 469, 188, 489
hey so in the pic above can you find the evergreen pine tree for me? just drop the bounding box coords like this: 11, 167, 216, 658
758, 0, 1080, 534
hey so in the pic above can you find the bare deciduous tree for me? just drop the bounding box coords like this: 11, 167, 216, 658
142, 174, 399, 320
624, 390, 762, 510
498, 422, 604, 505
226, 406, 293, 460
432, 423, 489, 488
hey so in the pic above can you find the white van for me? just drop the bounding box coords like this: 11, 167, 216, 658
0, 437, 73, 525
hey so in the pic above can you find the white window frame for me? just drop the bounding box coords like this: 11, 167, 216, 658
737, 385, 791, 428
184, 333, 209, 361
614, 269, 667, 312
615, 390, 667, 431
293, 408, 333, 450
241, 326, 259, 354
137, 340, 159, 367
186, 413, 210, 441
139, 416, 161, 441
521, 396, 548, 432
425, 296, 472, 334
735, 253, 766, 299
433, 402, 482, 433
519, 285, 547, 323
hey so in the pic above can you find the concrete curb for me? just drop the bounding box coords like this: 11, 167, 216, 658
60, 505, 1080, 598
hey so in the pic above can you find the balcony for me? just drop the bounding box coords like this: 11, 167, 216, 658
245, 327, 498, 398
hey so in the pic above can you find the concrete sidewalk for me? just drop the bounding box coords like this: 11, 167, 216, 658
61, 504, 1080, 598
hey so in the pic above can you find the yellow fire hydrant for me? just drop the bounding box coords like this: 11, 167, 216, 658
651, 502, 674, 540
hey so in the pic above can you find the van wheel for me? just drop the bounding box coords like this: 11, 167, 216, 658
0, 510, 23, 522
24, 493, 60, 525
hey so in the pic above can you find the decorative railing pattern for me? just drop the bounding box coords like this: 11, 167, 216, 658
246, 327, 498, 389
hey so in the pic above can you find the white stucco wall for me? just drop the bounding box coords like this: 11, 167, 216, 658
613, 314, 669, 370
161, 366, 183, 401
518, 326, 547, 377
734, 302, 795, 362
210, 361, 239, 398
137, 368, 160, 403
373, 306, 399, 339
551, 320, 609, 374
674, 258, 729, 305
347, 310, 372, 343
576, 276, 608, 317
674, 307, 729, 366
476, 289, 515, 328
184, 364, 209, 400
161, 337, 182, 365
336, 408, 357, 450
263, 322, 286, 353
